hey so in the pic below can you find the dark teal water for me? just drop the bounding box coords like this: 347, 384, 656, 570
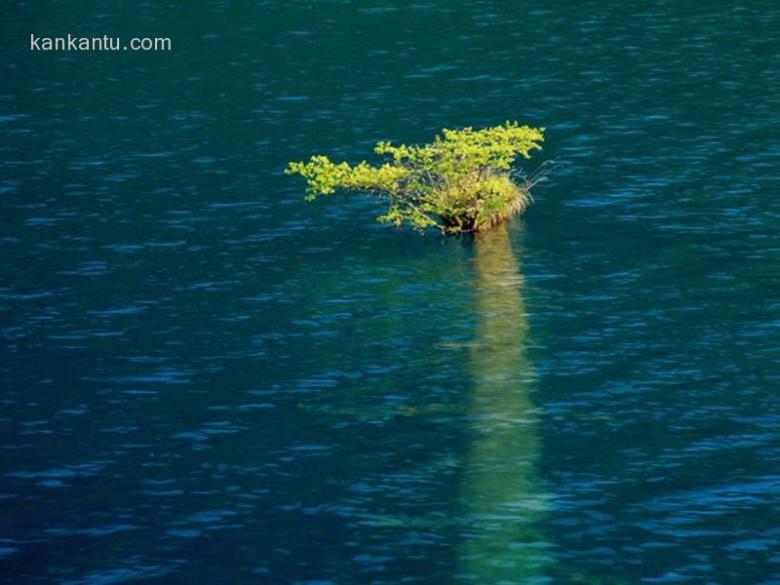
2, 1, 780, 583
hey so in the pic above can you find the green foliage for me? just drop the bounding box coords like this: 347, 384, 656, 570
285, 122, 549, 233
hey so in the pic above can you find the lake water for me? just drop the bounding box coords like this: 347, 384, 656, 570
2, 1, 779, 583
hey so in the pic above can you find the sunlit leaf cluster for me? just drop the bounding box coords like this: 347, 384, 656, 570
285, 122, 548, 233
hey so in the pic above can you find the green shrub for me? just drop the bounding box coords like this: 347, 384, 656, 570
285, 122, 552, 234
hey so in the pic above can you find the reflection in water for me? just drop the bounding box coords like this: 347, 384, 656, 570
457, 226, 549, 583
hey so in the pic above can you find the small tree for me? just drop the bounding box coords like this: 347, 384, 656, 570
285, 122, 553, 234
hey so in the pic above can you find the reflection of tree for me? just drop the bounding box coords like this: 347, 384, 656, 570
457, 225, 549, 583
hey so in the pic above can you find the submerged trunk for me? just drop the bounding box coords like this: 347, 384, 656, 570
456, 225, 551, 582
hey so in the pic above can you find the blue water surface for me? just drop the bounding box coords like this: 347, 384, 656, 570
1, 1, 779, 583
